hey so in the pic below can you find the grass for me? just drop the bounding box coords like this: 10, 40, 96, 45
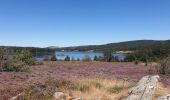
2, 61, 170, 100
62, 78, 133, 100
108, 86, 124, 94
153, 83, 170, 99
16, 78, 133, 100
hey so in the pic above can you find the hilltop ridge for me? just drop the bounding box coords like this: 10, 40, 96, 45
56, 40, 170, 51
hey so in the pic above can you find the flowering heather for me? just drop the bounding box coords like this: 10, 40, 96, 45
0, 61, 170, 100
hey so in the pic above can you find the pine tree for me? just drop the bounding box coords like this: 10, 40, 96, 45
65, 56, 70, 61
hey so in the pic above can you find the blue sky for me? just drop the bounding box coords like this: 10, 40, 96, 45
0, 0, 170, 47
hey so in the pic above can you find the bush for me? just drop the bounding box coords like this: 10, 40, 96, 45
65, 56, 70, 61
51, 55, 57, 61
108, 86, 123, 94
0, 50, 42, 72
159, 56, 170, 74
103, 50, 113, 62
16, 50, 36, 65
82, 55, 91, 61
0, 49, 9, 71
44, 55, 50, 61
94, 56, 98, 61
19, 79, 58, 100
4, 60, 29, 72
18, 78, 75, 100
134, 58, 139, 65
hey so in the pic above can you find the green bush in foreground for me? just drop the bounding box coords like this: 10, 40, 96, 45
16, 50, 37, 65
159, 55, 170, 75
2, 50, 42, 72
4, 60, 29, 72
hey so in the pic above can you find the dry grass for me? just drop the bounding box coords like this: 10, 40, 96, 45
153, 83, 170, 100
62, 78, 133, 100
2, 61, 170, 100
17, 78, 133, 100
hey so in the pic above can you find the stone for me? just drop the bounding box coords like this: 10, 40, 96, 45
10, 93, 23, 100
157, 94, 170, 100
126, 75, 160, 100
73, 97, 84, 100
53, 92, 66, 100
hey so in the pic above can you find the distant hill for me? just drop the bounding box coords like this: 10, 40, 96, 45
46, 46, 59, 49
0, 46, 55, 56
56, 40, 170, 52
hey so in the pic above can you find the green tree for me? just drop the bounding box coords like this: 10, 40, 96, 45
103, 50, 113, 62
159, 55, 170, 75
94, 56, 98, 61
51, 55, 57, 61
65, 56, 70, 61
16, 50, 36, 65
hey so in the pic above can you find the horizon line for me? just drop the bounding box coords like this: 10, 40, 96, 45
0, 39, 169, 48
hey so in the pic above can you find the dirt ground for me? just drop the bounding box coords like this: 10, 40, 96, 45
0, 61, 170, 100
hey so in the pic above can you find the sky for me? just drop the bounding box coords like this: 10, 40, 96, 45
0, 0, 170, 47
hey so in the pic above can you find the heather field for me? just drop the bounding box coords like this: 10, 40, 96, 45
0, 61, 170, 100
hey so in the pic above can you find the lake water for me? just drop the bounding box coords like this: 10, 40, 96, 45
36, 51, 126, 61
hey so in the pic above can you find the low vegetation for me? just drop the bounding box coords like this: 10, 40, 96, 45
158, 55, 170, 75
17, 78, 133, 100
82, 55, 91, 61
50, 55, 57, 61
0, 49, 42, 72
0, 46, 55, 56
4, 60, 29, 72
65, 56, 70, 61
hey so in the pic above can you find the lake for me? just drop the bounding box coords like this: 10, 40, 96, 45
36, 51, 126, 61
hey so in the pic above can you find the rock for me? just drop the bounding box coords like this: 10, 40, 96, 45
157, 94, 170, 100
53, 92, 66, 100
10, 93, 23, 100
73, 97, 84, 100
126, 75, 160, 100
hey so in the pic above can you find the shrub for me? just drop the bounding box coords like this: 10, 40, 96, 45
82, 55, 91, 61
0, 49, 9, 71
16, 50, 36, 65
51, 55, 57, 61
103, 50, 114, 62
18, 78, 75, 100
4, 60, 29, 72
44, 55, 50, 61
134, 58, 139, 65
19, 79, 57, 100
94, 56, 98, 61
108, 86, 123, 94
158, 55, 170, 75
65, 56, 70, 61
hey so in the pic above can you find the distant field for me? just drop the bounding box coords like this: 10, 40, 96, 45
0, 61, 170, 100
